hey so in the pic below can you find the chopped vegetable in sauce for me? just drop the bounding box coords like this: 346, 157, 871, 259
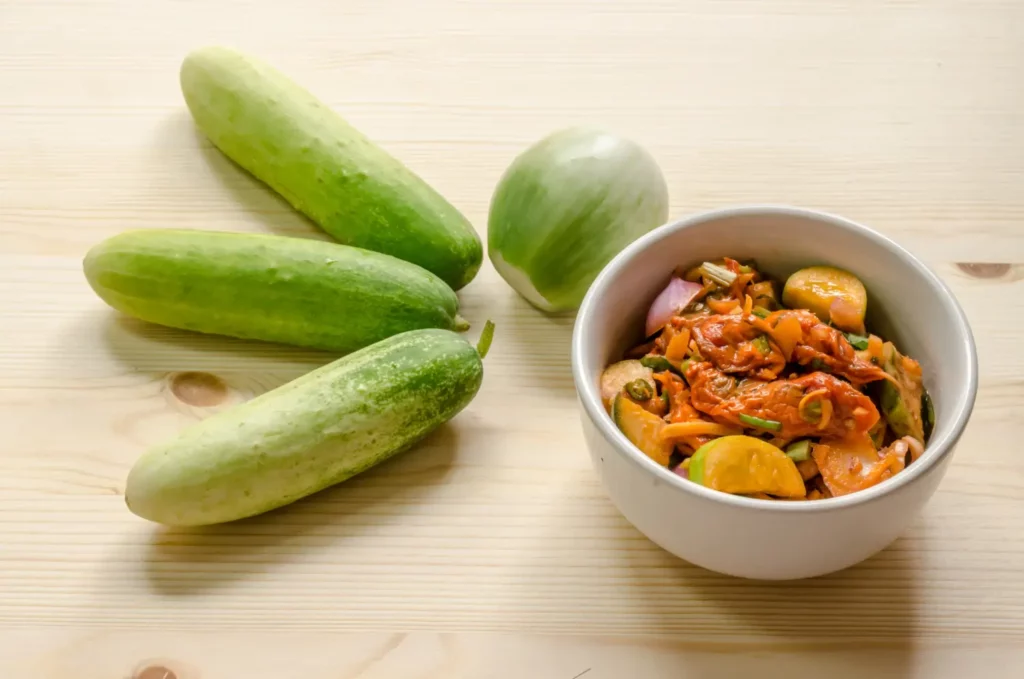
601, 258, 931, 500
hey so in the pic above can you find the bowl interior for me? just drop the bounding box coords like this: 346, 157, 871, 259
574, 206, 977, 506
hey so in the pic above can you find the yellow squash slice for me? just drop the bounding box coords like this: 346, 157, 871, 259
689, 435, 805, 498
612, 393, 673, 466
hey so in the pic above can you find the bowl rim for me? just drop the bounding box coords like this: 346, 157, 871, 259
572, 204, 979, 513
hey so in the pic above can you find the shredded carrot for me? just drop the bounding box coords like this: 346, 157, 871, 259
665, 328, 690, 362
751, 317, 775, 335
817, 398, 834, 431
798, 388, 828, 424
771, 314, 803, 361
660, 421, 741, 440
655, 371, 697, 425
730, 272, 755, 298
742, 294, 753, 316
706, 297, 740, 314
652, 371, 681, 391
799, 388, 827, 411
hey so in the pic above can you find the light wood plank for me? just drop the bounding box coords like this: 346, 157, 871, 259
1, 0, 1023, 675
4, 630, 1024, 679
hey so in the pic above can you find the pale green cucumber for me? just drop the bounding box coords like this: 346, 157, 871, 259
180, 46, 482, 290
83, 229, 467, 353
125, 329, 483, 526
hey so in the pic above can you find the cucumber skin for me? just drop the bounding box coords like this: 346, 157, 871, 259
125, 329, 483, 526
180, 46, 482, 291
84, 229, 465, 353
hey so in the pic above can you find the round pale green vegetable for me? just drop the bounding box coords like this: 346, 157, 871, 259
487, 128, 669, 311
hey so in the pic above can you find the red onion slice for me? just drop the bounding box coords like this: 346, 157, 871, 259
645, 277, 703, 336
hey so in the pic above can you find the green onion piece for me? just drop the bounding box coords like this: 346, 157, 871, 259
699, 262, 738, 287
752, 306, 771, 319
844, 332, 870, 350
624, 379, 654, 401
640, 355, 673, 372
801, 400, 822, 424
661, 390, 670, 408
738, 413, 783, 432
785, 440, 812, 462
808, 358, 828, 372
752, 335, 772, 355
475, 320, 495, 358
641, 355, 686, 377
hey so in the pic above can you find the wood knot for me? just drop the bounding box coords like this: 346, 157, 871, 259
168, 371, 229, 407
956, 262, 1012, 279
134, 665, 178, 679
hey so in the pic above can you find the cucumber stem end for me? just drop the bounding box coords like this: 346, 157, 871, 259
476, 320, 495, 359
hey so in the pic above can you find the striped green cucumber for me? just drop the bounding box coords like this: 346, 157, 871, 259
84, 229, 468, 353
180, 46, 482, 290
125, 328, 484, 526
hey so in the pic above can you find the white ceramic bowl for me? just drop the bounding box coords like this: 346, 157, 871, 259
572, 205, 977, 580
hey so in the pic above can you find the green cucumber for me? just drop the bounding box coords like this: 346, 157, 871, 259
84, 229, 467, 353
125, 329, 483, 526
180, 46, 482, 290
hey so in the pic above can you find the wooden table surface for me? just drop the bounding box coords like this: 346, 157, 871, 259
2, 0, 1023, 676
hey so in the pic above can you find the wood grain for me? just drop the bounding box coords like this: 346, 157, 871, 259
1, 0, 1023, 676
